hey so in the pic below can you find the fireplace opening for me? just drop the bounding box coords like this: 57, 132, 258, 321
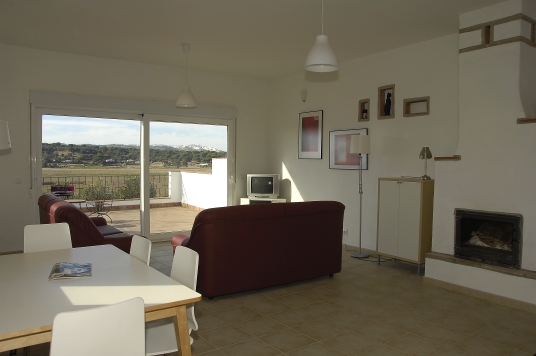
455, 209, 522, 269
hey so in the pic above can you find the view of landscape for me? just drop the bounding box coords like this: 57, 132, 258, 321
41, 115, 228, 201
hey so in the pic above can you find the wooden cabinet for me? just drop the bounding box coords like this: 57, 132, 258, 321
376, 178, 434, 271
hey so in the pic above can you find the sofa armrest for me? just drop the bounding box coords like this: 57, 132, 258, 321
171, 234, 190, 252
90, 216, 108, 226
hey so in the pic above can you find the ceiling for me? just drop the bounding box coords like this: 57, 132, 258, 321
0, 0, 505, 81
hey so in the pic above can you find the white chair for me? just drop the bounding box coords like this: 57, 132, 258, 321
145, 246, 199, 355
130, 235, 152, 265
49, 297, 145, 356
23, 223, 72, 253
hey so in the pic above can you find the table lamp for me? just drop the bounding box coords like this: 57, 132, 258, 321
419, 146, 432, 180
349, 134, 370, 259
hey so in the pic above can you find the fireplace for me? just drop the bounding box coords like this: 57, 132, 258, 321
454, 209, 522, 269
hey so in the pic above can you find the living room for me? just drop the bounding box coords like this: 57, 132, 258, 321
1, 0, 536, 353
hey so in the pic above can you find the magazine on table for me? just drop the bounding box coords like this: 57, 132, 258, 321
48, 262, 92, 280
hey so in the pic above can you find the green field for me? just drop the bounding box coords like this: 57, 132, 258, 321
42, 164, 211, 198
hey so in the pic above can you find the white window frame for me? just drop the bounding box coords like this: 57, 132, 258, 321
30, 91, 237, 240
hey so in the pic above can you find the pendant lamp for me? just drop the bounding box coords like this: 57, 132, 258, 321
305, 0, 338, 72
176, 44, 197, 108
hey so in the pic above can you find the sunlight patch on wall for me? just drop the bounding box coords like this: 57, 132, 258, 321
282, 162, 303, 202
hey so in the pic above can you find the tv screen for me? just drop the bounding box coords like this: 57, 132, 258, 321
247, 174, 279, 198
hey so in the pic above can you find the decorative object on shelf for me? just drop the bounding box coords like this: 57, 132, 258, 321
403, 96, 430, 117
378, 85, 395, 119
349, 134, 370, 259
298, 110, 323, 159
176, 43, 197, 108
301, 89, 307, 102
419, 146, 432, 180
329, 128, 368, 170
358, 99, 370, 122
305, 0, 338, 72
0, 120, 11, 150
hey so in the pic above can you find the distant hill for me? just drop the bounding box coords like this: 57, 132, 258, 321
105, 143, 223, 152
152, 144, 222, 152
42, 142, 226, 167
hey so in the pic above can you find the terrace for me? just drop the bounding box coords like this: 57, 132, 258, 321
42, 158, 228, 239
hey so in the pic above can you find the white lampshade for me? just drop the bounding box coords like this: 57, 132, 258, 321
305, 35, 339, 72
176, 85, 197, 108
350, 135, 370, 154
0, 120, 11, 150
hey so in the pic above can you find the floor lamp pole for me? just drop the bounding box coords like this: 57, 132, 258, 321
351, 155, 369, 259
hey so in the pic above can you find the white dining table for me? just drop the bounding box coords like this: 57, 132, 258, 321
0, 244, 201, 356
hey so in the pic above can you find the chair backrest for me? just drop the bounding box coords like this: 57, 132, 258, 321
171, 246, 200, 331
24, 223, 72, 253
130, 235, 152, 265
171, 246, 199, 290
50, 297, 145, 356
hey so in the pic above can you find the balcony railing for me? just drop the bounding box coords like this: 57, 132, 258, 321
42, 174, 169, 200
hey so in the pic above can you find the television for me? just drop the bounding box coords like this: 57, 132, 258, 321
246, 174, 280, 199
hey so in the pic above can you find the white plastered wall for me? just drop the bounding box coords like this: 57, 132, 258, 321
267, 35, 460, 251
427, 0, 536, 304
0, 43, 269, 252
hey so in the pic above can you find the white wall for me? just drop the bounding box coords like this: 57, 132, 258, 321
267, 35, 460, 251
432, 0, 536, 273
169, 158, 227, 209
0, 43, 269, 252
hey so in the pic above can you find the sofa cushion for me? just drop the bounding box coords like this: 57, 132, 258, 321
97, 225, 125, 236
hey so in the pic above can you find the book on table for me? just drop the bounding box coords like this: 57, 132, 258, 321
49, 262, 92, 280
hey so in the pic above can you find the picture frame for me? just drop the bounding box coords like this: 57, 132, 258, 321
329, 128, 368, 170
298, 110, 323, 159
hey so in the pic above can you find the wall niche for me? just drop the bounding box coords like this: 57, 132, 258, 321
403, 96, 430, 117
378, 85, 395, 119
358, 99, 370, 122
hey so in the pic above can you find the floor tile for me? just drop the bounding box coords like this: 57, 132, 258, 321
354, 320, 408, 343
259, 328, 315, 353
219, 338, 282, 356
322, 330, 381, 355
286, 342, 346, 356
198, 325, 253, 348
452, 335, 516, 356
387, 333, 446, 356
292, 319, 347, 341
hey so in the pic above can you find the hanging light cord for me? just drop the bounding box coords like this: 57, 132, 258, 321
185, 51, 188, 86
321, 0, 324, 35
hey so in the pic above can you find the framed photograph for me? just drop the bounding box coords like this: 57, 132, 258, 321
329, 128, 368, 170
298, 110, 323, 159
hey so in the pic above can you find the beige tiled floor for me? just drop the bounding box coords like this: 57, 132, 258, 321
4, 244, 536, 356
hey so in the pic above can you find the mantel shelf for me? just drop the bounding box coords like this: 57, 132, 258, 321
434, 155, 461, 161
517, 118, 536, 124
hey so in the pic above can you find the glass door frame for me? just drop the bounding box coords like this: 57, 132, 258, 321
30, 91, 237, 241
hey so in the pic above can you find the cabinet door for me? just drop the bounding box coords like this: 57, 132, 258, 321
377, 180, 399, 256
397, 182, 421, 261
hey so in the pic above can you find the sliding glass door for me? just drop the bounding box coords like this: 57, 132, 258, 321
32, 106, 235, 241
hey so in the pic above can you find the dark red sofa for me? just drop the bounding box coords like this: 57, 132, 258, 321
38, 194, 134, 253
172, 201, 345, 298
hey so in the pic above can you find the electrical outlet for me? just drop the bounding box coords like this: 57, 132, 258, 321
343, 228, 348, 235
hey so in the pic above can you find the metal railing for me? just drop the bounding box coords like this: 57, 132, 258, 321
42, 174, 169, 199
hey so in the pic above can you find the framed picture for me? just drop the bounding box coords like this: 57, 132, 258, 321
329, 128, 368, 170
298, 110, 323, 159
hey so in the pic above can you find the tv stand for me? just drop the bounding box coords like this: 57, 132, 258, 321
240, 197, 286, 205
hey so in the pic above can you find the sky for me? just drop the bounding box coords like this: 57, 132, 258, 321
42, 115, 228, 151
